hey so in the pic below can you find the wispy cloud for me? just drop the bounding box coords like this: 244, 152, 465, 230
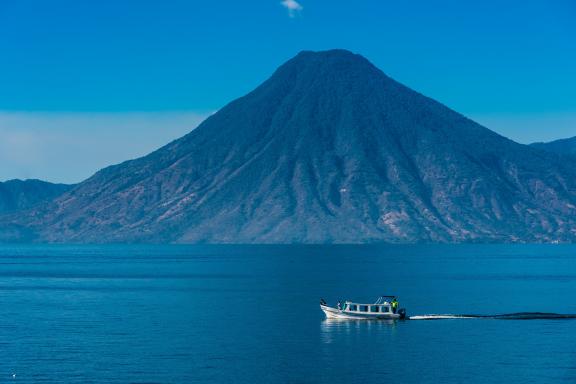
0, 111, 209, 184
281, 0, 303, 17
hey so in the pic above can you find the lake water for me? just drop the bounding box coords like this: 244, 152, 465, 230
1, 244, 576, 383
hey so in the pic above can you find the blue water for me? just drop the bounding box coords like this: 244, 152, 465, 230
1, 244, 576, 383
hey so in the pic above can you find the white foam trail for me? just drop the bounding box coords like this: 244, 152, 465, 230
409, 314, 477, 320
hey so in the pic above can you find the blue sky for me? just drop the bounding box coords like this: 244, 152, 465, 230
1, 0, 575, 183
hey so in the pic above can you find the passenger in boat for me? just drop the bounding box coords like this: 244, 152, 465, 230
391, 298, 398, 313
337, 301, 342, 310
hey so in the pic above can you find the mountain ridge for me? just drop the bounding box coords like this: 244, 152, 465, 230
2, 49, 576, 243
0, 179, 72, 215
531, 136, 576, 157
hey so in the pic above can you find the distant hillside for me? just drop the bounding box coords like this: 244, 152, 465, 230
0, 179, 72, 214
2, 49, 576, 243
531, 136, 576, 157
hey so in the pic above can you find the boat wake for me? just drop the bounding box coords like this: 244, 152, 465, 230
409, 312, 576, 320
409, 314, 476, 320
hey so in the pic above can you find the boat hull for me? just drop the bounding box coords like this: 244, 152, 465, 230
321, 304, 403, 320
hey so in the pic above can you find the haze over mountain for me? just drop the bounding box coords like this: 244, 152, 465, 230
531, 136, 576, 157
0, 179, 71, 214
2, 49, 576, 243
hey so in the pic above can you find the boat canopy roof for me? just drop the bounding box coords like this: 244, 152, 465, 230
375, 295, 397, 304
344, 296, 397, 305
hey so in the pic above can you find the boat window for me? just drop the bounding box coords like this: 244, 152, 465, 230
382, 306, 390, 313
349, 304, 357, 311
360, 305, 368, 312
370, 306, 379, 312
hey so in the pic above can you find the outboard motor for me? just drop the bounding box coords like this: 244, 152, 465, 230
398, 308, 407, 319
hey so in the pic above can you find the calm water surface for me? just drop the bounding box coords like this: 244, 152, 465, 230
1, 244, 576, 383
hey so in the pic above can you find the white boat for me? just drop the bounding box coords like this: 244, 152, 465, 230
320, 296, 406, 320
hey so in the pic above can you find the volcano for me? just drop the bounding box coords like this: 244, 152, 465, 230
3, 49, 576, 243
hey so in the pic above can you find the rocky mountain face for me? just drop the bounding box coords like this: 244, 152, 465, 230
0, 179, 71, 214
2, 49, 576, 243
531, 136, 576, 157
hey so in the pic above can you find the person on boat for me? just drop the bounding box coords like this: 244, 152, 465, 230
391, 298, 399, 313
337, 301, 342, 310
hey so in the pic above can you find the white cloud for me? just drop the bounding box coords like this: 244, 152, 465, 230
0, 111, 209, 184
281, 0, 303, 17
